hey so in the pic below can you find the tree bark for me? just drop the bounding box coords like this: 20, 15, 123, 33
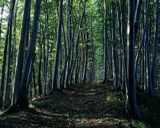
18, 0, 41, 109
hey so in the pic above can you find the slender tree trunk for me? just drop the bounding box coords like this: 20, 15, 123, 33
151, 0, 159, 95
38, 38, 42, 96
75, 0, 86, 83
0, 0, 16, 109
52, 0, 63, 90
111, 3, 118, 87
126, 0, 139, 118
103, 0, 108, 83
119, 0, 127, 92
18, 0, 41, 109
12, 0, 31, 108
83, 32, 89, 83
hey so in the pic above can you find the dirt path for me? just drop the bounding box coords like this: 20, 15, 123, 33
0, 83, 143, 128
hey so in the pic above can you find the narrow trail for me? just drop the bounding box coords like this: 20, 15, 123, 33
0, 83, 134, 128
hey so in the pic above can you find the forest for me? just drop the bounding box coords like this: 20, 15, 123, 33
0, 0, 160, 127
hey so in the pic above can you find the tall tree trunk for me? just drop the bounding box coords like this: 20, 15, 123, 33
64, 0, 72, 88
38, 38, 42, 96
83, 32, 89, 83
18, 0, 41, 109
111, 3, 118, 87
52, 0, 63, 90
12, 0, 31, 109
0, 0, 16, 109
126, 0, 139, 118
75, 0, 86, 83
103, 0, 108, 83
119, 0, 127, 91
151, 0, 159, 95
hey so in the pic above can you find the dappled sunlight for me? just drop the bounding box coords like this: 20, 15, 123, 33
0, 83, 121, 127
75, 117, 128, 128
0, 82, 155, 127
0, 0, 160, 127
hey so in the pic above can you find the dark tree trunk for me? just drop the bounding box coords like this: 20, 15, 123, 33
126, 0, 139, 118
38, 38, 42, 96
103, 0, 108, 83
52, 0, 63, 90
12, 0, 31, 108
0, 0, 16, 109
151, 0, 159, 95
18, 0, 41, 109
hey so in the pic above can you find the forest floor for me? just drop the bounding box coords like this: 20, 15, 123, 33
0, 82, 160, 128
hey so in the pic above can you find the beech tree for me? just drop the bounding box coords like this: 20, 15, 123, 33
0, 0, 16, 109
0, 0, 160, 121
126, 0, 139, 118
12, 0, 31, 109
52, 0, 63, 90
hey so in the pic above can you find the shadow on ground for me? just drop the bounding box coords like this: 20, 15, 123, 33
0, 82, 159, 128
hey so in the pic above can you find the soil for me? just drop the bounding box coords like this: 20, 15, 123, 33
0, 82, 159, 128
